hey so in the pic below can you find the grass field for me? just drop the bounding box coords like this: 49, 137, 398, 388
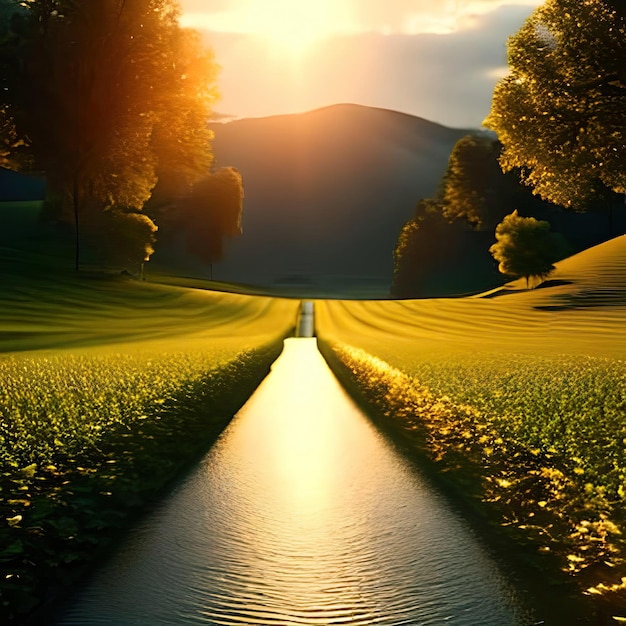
3, 195, 625, 621
0, 236, 300, 621
316, 235, 626, 620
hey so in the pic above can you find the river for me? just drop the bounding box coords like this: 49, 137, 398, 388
55, 336, 532, 625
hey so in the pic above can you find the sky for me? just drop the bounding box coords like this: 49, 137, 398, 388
179, 0, 543, 129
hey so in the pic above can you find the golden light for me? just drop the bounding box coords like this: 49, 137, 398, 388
182, 0, 355, 58
246, 0, 347, 57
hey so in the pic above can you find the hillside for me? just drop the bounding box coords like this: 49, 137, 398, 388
186, 104, 472, 295
482, 234, 626, 311
316, 235, 626, 361
3, 106, 625, 300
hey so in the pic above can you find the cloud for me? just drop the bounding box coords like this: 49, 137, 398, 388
349, 0, 541, 33
337, 5, 539, 127
180, 0, 542, 36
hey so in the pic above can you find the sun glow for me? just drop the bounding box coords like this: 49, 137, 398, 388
182, 0, 355, 57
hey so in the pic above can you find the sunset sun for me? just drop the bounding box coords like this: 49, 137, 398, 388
238, 0, 355, 56
182, 0, 354, 57
252, 1, 333, 55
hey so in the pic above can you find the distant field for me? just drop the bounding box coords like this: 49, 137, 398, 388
1, 266, 298, 353
316, 235, 626, 616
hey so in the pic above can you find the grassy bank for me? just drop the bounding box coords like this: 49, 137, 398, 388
316, 237, 626, 624
0, 256, 299, 622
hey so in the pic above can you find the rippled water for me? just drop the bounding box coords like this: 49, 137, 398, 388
56, 338, 531, 625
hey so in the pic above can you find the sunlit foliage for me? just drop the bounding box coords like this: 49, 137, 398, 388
484, 0, 626, 208
0, 0, 218, 267
318, 334, 626, 612
0, 337, 287, 619
0, 260, 299, 619
0, 341, 262, 469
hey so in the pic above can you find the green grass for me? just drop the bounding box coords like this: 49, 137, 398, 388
0, 243, 300, 621
3, 195, 625, 620
316, 236, 626, 619
0, 338, 290, 620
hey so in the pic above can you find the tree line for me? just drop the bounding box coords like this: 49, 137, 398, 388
0, 0, 242, 274
394, 0, 625, 296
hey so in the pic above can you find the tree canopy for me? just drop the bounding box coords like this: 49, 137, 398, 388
392, 199, 445, 297
391, 133, 566, 297
88, 209, 158, 274
178, 167, 244, 276
0, 0, 218, 267
483, 0, 626, 209
439, 134, 507, 229
489, 210, 566, 287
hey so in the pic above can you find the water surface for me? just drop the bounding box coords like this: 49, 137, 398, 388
57, 338, 530, 625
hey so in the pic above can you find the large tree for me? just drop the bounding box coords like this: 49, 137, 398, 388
0, 0, 218, 268
484, 0, 626, 209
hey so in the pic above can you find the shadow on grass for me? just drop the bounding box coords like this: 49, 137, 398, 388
534, 288, 626, 311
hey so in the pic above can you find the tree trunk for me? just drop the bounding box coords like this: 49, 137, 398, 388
73, 174, 80, 271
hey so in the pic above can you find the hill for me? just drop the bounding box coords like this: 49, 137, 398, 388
186, 104, 472, 295
482, 234, 626, 310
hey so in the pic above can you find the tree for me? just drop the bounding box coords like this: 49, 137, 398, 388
391, 198, 500, 298
483, 0, 626, 209
0, 0, 218, 269
87, 209, 158, 276
440, 134, 511, 229
489, 210, 566, 288
178, 167, 243, 278
0, 3, 28, 170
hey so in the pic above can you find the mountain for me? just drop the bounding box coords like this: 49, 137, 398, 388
0, 167, 46, 201
202, 104, 472, 295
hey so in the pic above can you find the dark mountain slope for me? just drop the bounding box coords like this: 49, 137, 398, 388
206, 104, 471, 293
0, 167, 45, 201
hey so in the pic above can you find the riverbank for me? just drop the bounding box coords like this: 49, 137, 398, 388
49, 338, 535, 625
3, 338, 290, 625
317, 336, 616, 624
314, 239, 626, 623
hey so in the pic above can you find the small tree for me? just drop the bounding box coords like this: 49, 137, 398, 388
87, 209, 158, 276
179, 167, 243, 278
489, 210, 566, 288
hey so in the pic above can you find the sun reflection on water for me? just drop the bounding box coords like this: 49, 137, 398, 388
58, 338, 529, 625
